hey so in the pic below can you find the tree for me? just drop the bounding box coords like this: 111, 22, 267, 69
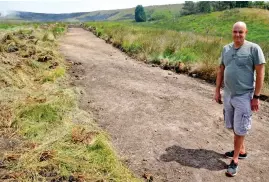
228, 1, 236, 9
253, 1, 265, 8
265, 2, 269, 10
211, 1, 233, 11
181, 1, 197, 15
197, 1, 212, 13
135, 5, 146, 22
235, 1, 249, 8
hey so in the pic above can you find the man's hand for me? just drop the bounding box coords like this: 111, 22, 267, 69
251, 98, 259, 112
215, 91, 223, 104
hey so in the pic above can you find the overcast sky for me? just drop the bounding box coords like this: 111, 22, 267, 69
0, 0, 185, 14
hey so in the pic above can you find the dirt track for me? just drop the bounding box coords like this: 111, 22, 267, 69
60, 28, 269, 182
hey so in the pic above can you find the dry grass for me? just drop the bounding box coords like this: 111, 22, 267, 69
0, 24, 140, 181
240, 8, 269, 24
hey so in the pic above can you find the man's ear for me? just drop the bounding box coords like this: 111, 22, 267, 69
246, 29, 248, 34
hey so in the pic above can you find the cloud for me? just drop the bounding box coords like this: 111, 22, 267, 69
0, 10, 9, 17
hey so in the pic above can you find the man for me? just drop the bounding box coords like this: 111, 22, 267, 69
215, 21, 266, 177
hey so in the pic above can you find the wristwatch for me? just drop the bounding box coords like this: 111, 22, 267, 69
253, 95, 260, 99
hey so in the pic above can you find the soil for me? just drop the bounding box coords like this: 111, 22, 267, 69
60, 28, 269, 182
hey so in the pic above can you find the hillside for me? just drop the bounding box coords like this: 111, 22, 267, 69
137, 8, 269, 43
0, 4, 182, 22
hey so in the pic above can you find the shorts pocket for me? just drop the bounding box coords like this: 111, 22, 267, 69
241, 113, 252, 133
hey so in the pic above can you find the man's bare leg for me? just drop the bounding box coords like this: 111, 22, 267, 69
233, 134, 245, 163
234, 133, 246, 154
241, 140, 246, 154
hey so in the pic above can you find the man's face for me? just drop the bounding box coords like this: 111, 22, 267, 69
232, 25, 247, 45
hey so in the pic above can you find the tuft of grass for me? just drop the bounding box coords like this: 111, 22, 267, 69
42, 32, 55, 42
52, 25, 66, 37
122, 41, 143, 54
42, 67, 66, 83
19, 104, 60, 124
173, 48, 198, 63
17, 103, 62, 139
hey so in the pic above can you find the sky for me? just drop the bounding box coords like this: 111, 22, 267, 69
0, 0, 185, 14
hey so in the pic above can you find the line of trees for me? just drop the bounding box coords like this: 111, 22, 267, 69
182, 1, 269, 15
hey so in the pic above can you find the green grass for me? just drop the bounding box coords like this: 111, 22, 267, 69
0, 23, 19, 30
42, 67, 66, 83
17, 101, 66, 140
0, 21, 31, 30
84, 22, 223, 63
137, 8, 269, 43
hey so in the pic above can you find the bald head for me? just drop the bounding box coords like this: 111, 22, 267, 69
232, 21, 248, 47
233, 21, 247, 31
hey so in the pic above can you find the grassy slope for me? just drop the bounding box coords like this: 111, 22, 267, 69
77, 4, 183, 21
138, 8, 269, 43
0, 23, 140, 181
83, 8, 269, 93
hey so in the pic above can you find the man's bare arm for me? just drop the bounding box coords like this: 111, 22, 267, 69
215, 65, 225, 103
216, 65, 225, 91
254, 64, 265, 96
251, 64, 265, 111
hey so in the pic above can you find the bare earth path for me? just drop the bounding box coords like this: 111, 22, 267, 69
60, 28, 269, 182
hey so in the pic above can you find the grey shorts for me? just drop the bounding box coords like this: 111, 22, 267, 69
223, 92, 252, 136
